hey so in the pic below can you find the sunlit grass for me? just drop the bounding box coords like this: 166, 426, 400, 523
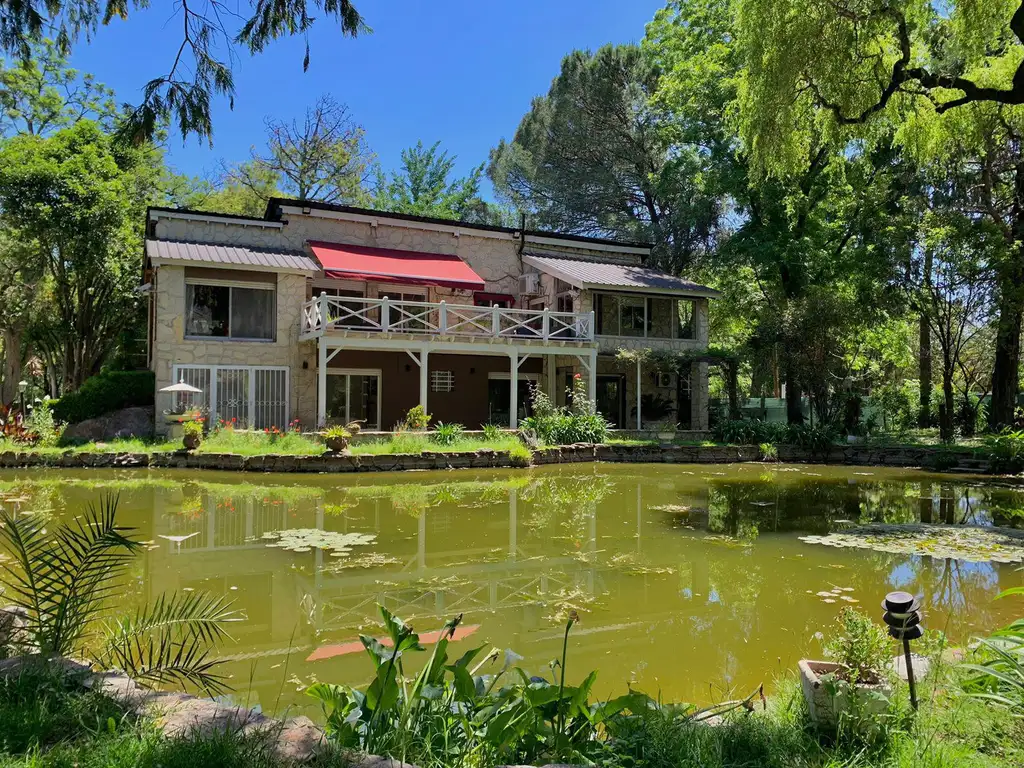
195, 428, 322, 456
350, 432, 529, 456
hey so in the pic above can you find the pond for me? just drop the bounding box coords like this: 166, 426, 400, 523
1, 463, 1022, 718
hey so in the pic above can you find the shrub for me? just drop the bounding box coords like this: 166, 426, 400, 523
323, 425, 352, 440
403, 405, 431, 430
961, 588, 1024, 715
871, 381, 918, 435
822, 608, 892, 685
759, 442, 778, 462
51, 370, 155, 424
482, 423, 503, 441
713, 419, 838, 453
181, 420, 203, 449
520, 377, 609, 446
24, 404, 62, 447
985, 429, 1024, 474
430, 422, 464, 447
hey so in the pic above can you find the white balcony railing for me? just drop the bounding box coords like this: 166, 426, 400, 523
301, 294, 595, 342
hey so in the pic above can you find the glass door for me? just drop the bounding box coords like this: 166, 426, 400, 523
596, 375, 625, 428
326, 371, 381, 430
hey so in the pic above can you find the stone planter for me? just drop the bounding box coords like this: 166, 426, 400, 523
182, 433, 201, 451
798, 660, 891, 729
324, 436, 350, 453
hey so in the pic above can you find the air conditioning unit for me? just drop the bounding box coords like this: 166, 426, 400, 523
519, 272, 541, 296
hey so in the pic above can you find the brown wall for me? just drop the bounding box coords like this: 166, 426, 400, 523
327, 350, 542, 429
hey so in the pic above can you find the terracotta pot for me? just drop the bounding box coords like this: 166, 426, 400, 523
798, 660, 891, 729
325, 436, 349, 453
182, 433, 201, 451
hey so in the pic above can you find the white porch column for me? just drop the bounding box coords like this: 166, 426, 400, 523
509, 350, 519, 429
419, 349, 429, 416
636, 358, 643, 430
546, 355, 557, 399
588, 349, 598, 403
317, 340, 327, 427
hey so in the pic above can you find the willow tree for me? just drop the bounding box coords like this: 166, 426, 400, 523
735, 0, 1023, 428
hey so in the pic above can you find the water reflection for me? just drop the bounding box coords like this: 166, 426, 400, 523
0, 464, 1021, 716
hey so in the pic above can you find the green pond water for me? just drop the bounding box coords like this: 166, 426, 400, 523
1, 463, 1023, 719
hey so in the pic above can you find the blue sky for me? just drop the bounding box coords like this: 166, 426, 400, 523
70, 0, 664, 196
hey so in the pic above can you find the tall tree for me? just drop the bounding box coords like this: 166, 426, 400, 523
0, 121, 154, 391
204, 160, 282, 217
489, 44, 721, 274
0, 0, 368, 142
734, 0, 1024, 429
231, 95, 371, 206
373, 141, 487, 221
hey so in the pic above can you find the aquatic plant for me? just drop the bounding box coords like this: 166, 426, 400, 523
961, 587, 1024, 715
799, 524, 1024, 563
261, 528, 376, 556
0, 494, 237, 693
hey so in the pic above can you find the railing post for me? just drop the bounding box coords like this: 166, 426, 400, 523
542, 307, 550, 340
439, 300, 447, 334
319, 292, 328, 329
587, 310, 596, 340
381, 296, 390, 332
492, 304, 501, 337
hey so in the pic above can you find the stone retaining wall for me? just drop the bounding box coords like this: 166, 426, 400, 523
0, 443, 991, 474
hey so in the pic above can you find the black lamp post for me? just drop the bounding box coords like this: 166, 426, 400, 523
17, 380, 27, 418
883, 590, 923, 710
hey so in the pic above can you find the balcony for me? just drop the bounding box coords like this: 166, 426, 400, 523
300, 294, 595, 344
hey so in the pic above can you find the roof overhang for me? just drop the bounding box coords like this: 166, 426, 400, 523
145, 239, 319, 275
523, 254, 720, 298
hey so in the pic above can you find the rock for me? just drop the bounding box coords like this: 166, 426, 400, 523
891, 653, 932, 682
345, 756, 419, 768
0, 605, 29, 654
62, 406, 154, 443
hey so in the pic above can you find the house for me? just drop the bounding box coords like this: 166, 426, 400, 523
144, 199, 719, 435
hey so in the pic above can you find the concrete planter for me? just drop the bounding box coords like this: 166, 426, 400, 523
798, 660, 891, 729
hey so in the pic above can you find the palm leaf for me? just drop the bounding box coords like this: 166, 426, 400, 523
104, 591, 241, 646
104, 631, 230, 696
0, 508, 49, 641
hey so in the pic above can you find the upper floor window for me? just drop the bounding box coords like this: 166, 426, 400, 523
594, 293, 696, 340
186, 280, 276, 341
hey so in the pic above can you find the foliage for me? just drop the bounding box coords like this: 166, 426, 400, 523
482, 424, 503, 441
372, 141, 491, 222
22, 402, 61, 446
0, 494, 236, 693
322, 425, 352, 441
713, 419, 837, 452
633, 393, 675, 423
961, 587, 1024, 715
0, 404, 31, 443
985, 430, 1024, 475
202, 160, 281, 218
822, 608, 893, 686
429, 422, 465, 447
403, 405, 432, 431
871, 381, 919, 436
0, 121, 156, 392
758, 442, 778, 462
307, 605, 649, 767
49, 370, 154, 425
521, 378, 609, 446
489, 43, 720, 273
181, 420, 204, 448
197, 426, 321, 457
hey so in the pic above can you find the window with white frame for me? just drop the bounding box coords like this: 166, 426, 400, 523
173, 365, 289, 429
325, 370, 381, 430
594, 293, 696, 340
186, 279, 276, 341
430, 370, 455, 393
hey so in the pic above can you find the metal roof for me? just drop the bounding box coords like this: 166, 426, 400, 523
523, 254, 719, 297
145, 239, 319, 273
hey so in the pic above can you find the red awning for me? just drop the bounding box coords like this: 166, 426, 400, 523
308, 241, 486, 291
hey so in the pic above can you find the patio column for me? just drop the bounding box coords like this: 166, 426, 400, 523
419, 349, 429, 417
635, 357, 642, 430
317, 341, 327, 427
588, 349, 597, 404
509, 350, 519, 429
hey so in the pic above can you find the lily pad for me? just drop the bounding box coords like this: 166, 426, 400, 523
262, 528, 376, 557
799, 524, 1024, 563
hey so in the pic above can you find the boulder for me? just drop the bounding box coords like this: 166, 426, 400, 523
62, 406, 154, 443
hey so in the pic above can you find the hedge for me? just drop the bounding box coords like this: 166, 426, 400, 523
50, 370, 155, 424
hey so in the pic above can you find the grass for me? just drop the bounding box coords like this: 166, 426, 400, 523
195, 428, 322, 456
3, 656, 1022, 768
350, 432, 529, 457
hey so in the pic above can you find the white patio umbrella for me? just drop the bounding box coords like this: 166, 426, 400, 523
159, 380, 203, 414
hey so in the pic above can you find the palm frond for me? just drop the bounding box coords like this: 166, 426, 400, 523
104, 632, 230, 696
105, 591, 241, 646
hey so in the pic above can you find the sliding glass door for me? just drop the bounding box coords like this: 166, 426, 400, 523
326, 370, 381, 430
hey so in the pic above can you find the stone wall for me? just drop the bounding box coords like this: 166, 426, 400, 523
0, 444, 992, 474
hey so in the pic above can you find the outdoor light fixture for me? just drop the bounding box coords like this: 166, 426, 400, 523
17, 380, 27, 416
883, 591, 923, 710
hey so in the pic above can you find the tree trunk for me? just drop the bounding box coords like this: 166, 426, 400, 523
941, 362, 955, 443
989, 281, 1023, 431
726, 361, 741, 420
785, 361, 804, 425
918, 313, 932, 427
1, 328, 23, 408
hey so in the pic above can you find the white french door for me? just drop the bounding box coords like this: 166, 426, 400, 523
173, 365, 290, 429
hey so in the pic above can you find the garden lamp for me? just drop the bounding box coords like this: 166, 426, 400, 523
17, 380, 27, 415
882, 591, 923, 710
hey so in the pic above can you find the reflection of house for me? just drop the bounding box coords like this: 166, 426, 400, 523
145, 201, 717, 433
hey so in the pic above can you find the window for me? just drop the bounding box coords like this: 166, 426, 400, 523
474, 293, 514, 309
326, 370, 381, 430
318, 287, 369, 327
430, 370, 455, 393
186, 281, 275, 341
594, 293, 697, 340
172, 365, 289, 429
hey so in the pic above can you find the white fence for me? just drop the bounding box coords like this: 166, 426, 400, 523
173, 365, 290, 429
301, 295, 595, 342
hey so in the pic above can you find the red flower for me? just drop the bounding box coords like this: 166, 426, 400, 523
573, 373, 582, 380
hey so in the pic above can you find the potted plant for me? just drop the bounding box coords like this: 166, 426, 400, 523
181, 419, 203, 451
799, 607, 893, 730
322, 424, 352, 453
